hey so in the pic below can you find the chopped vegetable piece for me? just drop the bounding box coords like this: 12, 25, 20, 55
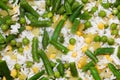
22, 37, 29, 45
0, 33, 5, 44
70, 62, 78, 77
69, 38, 76, 45
117, 46, 120, 59
64, 1, 72, 15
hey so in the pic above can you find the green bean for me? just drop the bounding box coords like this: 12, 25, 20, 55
0, 44, 6, 51
79, 11, 92, 20
0, 33, 5, 44
57, 5, 65, 15
18, 26, 26, 34
1, 0, 8, 3
42, 12, 53, 18
40, 77, 49, 80
20, 0, 39, 19
113, 0, 120, 7
0, 1, 10, 13
70, 62, 78, 77
85, 49, 98, 63
38, 50, 54, 76
72, 1, 80, 11
0, 60, 13, 80
67, 0, 75, 5
51, 14, 67, 41
45, 0, 51, 11
59, 35, 64, 43
90, 67, 101, 80
71, 18, 80, 34
28, 70, 45, 80
108, 63, 120, 80
82, 61, 95, 72
20, 7, 25, 17
6, 34, 15, 44
69, 5, 83, 22
50, 40, 69, 54
94, 47, 114, 55
54, 71, 60, 78
52, 0, 61, 12
56, 59, 64, 77
117, 46, 120, 59
25, 12, 38, 22
32, 37, 39, 62
64, 1, 72, 15
42, 28, 49, 49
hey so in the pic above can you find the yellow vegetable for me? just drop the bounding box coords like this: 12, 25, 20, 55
98, 22, 104, 30
85, 37, 92, 44
19, 72, 27, 80
26, 26, 33, 30
76, 31, 83, 36
81, 45, 88, 52
68, 44, 74, 51
2, 76, 6, 80
50, 53, 56, 59
72, 52, 77, 58
10, 69, 17, 78
78, 56, 87, 69
105, 55, 112, 62
32, 66, 39, 73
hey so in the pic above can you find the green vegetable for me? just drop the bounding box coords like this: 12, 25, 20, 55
101, 2, 110, 9
82, 0, 88, 3
40, 77, 49, 80
71, 18, 80, 34
52, 0, 61, 12
108, 63, 120, 80
110, 23, 117, 30
0, 33, 5, 44
0, 1, 10, 13
101, 35, 107, 43
90, 67, 101, 80
45, 0, 51, 11
50, 40, 69, 54
57, 5, 65, 14
94, 35, 101, 42
85, 49, 98, 63
117, 12, 120, 20
14, 63, 21, 70
10, 40, 17, 46
18, 47, 24, 53
20, 0, 39, 19
112, 8, 118, 15
32, 37, 39, 62
18, 26, 26, 34
70, 5, 83, 22
98, 10, 106, 18
0, 60, 13, 80
70, 62, 78, 77
67, 0, 75, 5
69, 38, 76, 45
117, 5, 120, 11
6, 34, 15, 44
16, 42, 22, 48
111, 29, 119, 35
95, 47, 114, 55
71, 1, 80, 11
117, 46, 120, 59
38, 50, 54, 76
82, 61, 95, 72
107, 38, 114, 45
79, 11, 92, 20
1, 24, 9, 32
42, 12, 53, 18
54, 71, 60, 78
26, 61, 33, 68
28, 70, 45, 80
50, 61, 56, 68
64, 62, 69, 69
84, 21, 92, 29
19, 17, 26, 24
42, 28, 49, 49
90, 7, 98, 13
22, 37, 29, 45
64, 1, 72, 15
59, 35, 64, 43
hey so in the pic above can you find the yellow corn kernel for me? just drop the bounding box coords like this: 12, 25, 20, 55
10, 69, 17, 78
78, 56, 87, 68
72, 52, 77, 58
85, 38, 92, 44
98, 23, 104, 30
7, 45, 12, 51
32, 66, 39, 73
105, 55, 112, 62
50, 53, 56, 59
68, 44, 74, 51
81, 45, 88, 52
2, 76, 6, 80
24, 45, 29, 51
77, 63, 82, 69
76, 31, 83, 36
26, 26, 33, 30
19, 72, 27, 80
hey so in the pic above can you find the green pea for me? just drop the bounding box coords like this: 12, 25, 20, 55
117, 5, 120, 11
104, 24, 109, 29
54, 71, 60, 78
111, 30, 119, 35
14, 63, 21, 70
110, 23, 117, 30
50, 61, 56, 68
94, 35, 101, 42
98, 10, 106, 18
19, 17, 26, 24
26, 61, 33, 68
84, 21, 92, 29
1, 24, 9, 32
101, 36, 107, 43
90, 7, 98, 13
22, 37, 29, 45
112, 8, 118, 15
6, 19, 13, 25
107, 38, 114, 45
82, 0, 88, 3
18, 47, 24, 53
102, 2, 110, 9
16, 42, 22, 47
64, 63, 69, 69
10, 40, 16, 46
69, 38, 76, 45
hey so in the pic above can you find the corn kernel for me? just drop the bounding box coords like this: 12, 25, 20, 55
76, 31, 82, 36
26, 26, 33, 30
2, 76, 6, 80
98, 23, 104, 30
68, 44, 74, 51
24, 45, 29, 51
77, 63, 82, 69
105, 55, 112, 62
50, 53, 56, 59
78, 56, 87, 68
95, 65, 100, 73
81, 46, 88, 52
85, 38, 92, 44
10, 69, 17, 78
72, 52, 77, 58
32, 66, 39, 73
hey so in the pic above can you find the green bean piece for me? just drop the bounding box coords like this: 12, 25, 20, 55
117, 46, 120, 59
85, 49, 98, 63
71, 18, 80, 34
42, 28, 49, 49
19, 17, 26, 24
64, 62, 69, 69
50, 61, 56, 68
0, 44, 6, 51
90, 7, 98, 13
1, 0, 8, 3
32, 37, 39, 62
70, 62, 78, 77
18, 26, 26, 34
20, 7, 25, 17
56, 59, 64, 77
67, 0, 75, 5
101, 2, 110, 9
57, 5, 65, 15
28, 70, 45, 80
20, 0, 39, 19
117, 12, 120, 20
82, 61, 95, 72
38, 50, 54, 76
71, 1, 80, 11
108, 63, 120, 80
42, 12, 53, 18
79, 11, 92, 20
0, 60, 13, 80
50, 40, 69, 54
6, 34, 15, 44
0, 33, 5, 44
51, 15, 67, 41
52, 0, 61, 12
95, 47, 114, 55
113, 0, 120, 7
0, 1, 10, 13
64, 1, 72, 15
25, 12, 38, 22
45, 0, 51, 11
40, 77, 49, 80
69, 5, 83, 22
90, 67, 101, 80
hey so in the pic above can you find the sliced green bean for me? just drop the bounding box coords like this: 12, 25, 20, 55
64, 1, 72, 15
117, 46, 120, 59
70, 62, 78, 77
0, 33, 5, 44
52, 0, 61, 12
